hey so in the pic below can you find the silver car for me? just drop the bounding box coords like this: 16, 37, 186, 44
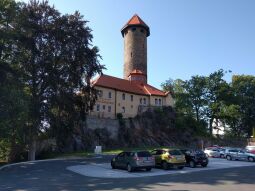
225, 149, 255, 162
204, 148, 221, 158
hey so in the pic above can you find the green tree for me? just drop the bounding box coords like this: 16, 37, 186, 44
231, 75, 255, 137
205, 69, 231, 134
1, 0, 103, 161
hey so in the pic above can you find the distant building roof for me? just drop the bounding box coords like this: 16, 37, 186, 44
121, 14, 150, 37
128, 69, 146, 76
92, 74, 169, 96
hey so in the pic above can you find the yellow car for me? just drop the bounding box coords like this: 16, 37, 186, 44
151, 148, 186, 170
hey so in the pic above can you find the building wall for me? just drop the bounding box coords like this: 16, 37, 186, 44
123, 26, 147, 81
90, 86, 116, 118
90, 86, 174, 119
115, 90, 149, 118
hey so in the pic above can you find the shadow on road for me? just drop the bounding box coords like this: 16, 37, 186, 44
0, 159, 255, 191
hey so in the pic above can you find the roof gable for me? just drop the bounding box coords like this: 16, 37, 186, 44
92, 74, 168, 96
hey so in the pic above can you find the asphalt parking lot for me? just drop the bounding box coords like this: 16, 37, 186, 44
1, 156, 255, 191
67, 158, 255, 178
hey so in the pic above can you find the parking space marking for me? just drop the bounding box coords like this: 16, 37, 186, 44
66, 158, 255, 178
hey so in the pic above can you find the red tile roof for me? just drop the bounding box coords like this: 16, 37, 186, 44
92, 74, 168, 96
129, 69, 146, 76
121, 14, 150, 36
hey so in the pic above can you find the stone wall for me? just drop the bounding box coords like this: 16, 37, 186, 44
86, 116, 119, 139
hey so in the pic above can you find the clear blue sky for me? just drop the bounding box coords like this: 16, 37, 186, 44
20, 0, 255, 88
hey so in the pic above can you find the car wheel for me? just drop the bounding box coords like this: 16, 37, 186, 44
248, 156, 254, 162
189, 160, 196, 168
146, 168, 151, 171
127, 164, 133, 172
162, 161, 169, 170
111, 161, 116, 169
226, 155, 232, 160
220, 154, 225, 158
201, 163, 208, 167
178, 166, 184, 170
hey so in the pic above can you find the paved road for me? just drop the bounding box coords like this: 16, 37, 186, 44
0, 155, 255, 191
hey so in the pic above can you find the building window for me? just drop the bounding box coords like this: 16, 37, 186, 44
159, 99, 162, 105
140, 29, 144, 33
98, 90, 103, 98
122, 93, 125, 100
155, 98, 158, 105
132, 27, 136, 31
140, 98, 142, 104
96, 104, 100, 111
131, 95, 133, 101
103, 105, 105, 110
108, 106, 111, 112
131, 105, 133, 109
122, 107, 125, 113
143, 98, 146, 105
108, 92, 112, 98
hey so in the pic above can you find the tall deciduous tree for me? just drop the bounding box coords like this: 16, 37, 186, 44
1, 0, 103, 161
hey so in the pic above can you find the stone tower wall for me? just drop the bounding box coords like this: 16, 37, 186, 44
123, 27, 147, 82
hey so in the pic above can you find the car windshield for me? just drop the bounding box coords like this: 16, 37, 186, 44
193, 150, 204, 154
169, 150, 182, 155
137, 151, 151, 157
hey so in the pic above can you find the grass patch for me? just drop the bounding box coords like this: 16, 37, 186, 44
37, 151, 92, 160
37, 146, 181, 160
0, 160, 7, 167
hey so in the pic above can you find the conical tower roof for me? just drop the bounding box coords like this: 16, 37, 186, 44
121, 14, 150, 37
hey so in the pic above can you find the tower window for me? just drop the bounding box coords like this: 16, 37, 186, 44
140, 29, 144, 33
132, 27, 136, 31
131, 95, 133, 101
122, 93, 125, 100
98, 90, 103, 98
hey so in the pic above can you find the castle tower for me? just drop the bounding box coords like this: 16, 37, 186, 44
121, 14, 150, 84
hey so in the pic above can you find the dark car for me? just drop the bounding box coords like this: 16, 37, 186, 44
180, 149, 208, 168
111, 151, 155, 172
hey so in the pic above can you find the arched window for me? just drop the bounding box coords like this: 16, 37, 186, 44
159, 99, 162, 105
155, 98, 158, 105
122, 93, 125, 100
